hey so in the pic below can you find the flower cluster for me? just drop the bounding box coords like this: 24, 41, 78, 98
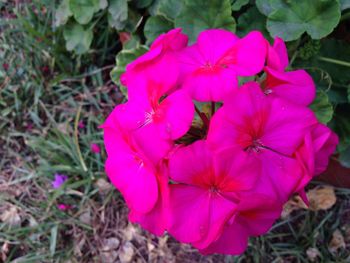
102, 29, 338, 255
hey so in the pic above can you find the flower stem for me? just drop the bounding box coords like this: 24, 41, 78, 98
195, 105, 210, 128
317, 56, 350, 68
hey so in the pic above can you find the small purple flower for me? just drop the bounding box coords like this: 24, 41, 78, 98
52, 174, 68, 189
90, 143, 101, 154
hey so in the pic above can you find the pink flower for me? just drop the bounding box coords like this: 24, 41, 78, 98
78, 121, 85, 129
52, 174, 68, 189
179, 29, 266, 101
118, 78, 194, 140
263, 37, 316, 106
207, 81, 318, 201
57, 204, 72, 211
90, 143, 101, 154
122, 28, 188, 97
200, 194, 282, 255
101, 28, 339, 255
102, 105, 171, 235
167, 141, 260, 251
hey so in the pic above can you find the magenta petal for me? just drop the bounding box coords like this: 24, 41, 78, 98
267, 37, 289, 71
129, 170, 170, 236
237, 194, 282, 236
262, 97, 318, 156
196, 29, 239, 63
105, 153, 158, 214
265, 67, 316, 106
192, 194, 237, 250
159, 89, 194, 139
223, 31, 267, 76
214, 148, 261, 192
169, 140, 213, 186
178, 29, 240, 102
311, 123, 338, 175
257, 150, 305, 201
183, 65, 238, 102
168, 185, 211, 243
199, 217, 249, 255
151, 28, 188, 51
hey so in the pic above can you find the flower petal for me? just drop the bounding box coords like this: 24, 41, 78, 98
265, 67, 316, 106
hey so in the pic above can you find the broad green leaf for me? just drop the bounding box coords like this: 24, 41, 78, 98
108, 0, 128, 30
266, 0, 341, 41
110, 46, 148, 96
340, 0, 350, 10
123, 9, 143, 32
144, 16, 173, 45
149, 0, 183, 20
256, 0, 286, 16
54, 0, 72, 27
237, 7, 269, 38
69, 0, 100, 25
310, 90, 333, 124
134, 0, 153, 8
231, 0, 249, 11
63, 23, 93, 54
124, 34, 141, 49
175, 0, 236, 43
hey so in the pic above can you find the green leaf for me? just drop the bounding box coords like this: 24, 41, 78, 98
149, 0, 183, 20
256, 0, 286, 16
134, 0, 154, 8
110, 46, 148, 96
69, 0, 100, 25
266, 0, 341, 41
108, 0, 128, 30
54, 0, 72, 27
144, 16, 174, 45
237, 7, 269, 38
63, 23, 93, 54
175, 0, 236, 43
123, 9, 143, 32
231, 0, 249, 11
310, 90, 333, 124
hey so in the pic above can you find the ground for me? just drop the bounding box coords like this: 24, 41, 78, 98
1, 1, 350, 262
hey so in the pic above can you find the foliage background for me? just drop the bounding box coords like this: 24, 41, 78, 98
0, 0, 350, 262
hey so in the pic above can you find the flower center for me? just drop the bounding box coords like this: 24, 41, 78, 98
209, 185, 219, 193
245, 138, 263, 153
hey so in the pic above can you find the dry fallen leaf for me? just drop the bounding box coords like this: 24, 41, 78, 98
281, 195, 308, 218
306, 247, 320, 262
79, 209, 91, 225
123, 223, 141, 242
100, 237, 120, 263
119, 242, 134, 263
329, 229, 346, 254
307, 186, 336, 211
95, 178, 112, 194
1, 242, 9, 262
0, 205, 21, 226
